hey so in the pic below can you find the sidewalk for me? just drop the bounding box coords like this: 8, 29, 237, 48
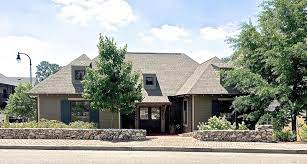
0, 136, 306, 154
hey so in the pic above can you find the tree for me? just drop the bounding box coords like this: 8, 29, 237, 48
36, 61, 60, 83
223, 0, 306, 132
82, 35, 143, 127
5, 83, 35, 119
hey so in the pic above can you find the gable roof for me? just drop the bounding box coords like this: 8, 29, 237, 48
177, 57, 235, 95
29, 54, 91, 94
29, 52, 236, 99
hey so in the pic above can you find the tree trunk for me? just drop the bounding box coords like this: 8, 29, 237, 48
292, 113, 297, 133
291, 113, 297, 141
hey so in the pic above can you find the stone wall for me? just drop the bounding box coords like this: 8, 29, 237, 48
0, 128, 146, 141
193, 125, 273, 142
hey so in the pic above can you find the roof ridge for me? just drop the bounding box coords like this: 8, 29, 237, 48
126, 52, 182, 55
176, 61, 212, 95
199, 56, 221, 65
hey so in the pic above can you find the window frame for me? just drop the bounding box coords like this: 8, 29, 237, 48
74, 70, 86, 81
139, 107, 149, 120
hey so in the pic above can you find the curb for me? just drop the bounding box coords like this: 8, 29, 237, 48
0, 145, 306, 154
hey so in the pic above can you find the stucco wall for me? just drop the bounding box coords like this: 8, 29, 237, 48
99, 111, 119, 129
38, 95, 65, 121
193, 95, 212, 130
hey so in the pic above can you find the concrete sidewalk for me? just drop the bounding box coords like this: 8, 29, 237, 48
0, 136, 306, 154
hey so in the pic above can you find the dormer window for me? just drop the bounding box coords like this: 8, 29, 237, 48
145, 77, 154, 85
75, 70, 85, 81
143, 74, 157, 89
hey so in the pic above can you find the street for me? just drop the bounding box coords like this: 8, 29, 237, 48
0, 149, 306, 164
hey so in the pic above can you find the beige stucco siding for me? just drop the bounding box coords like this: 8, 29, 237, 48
38, 95, 66, 121
99, 111, 119, 129
193, 95, 212, 130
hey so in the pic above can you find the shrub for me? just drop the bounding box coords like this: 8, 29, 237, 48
298, 124, 307, 142
197, 116, 234, 130
69, 121, 97, 129
238, 122, 249, 130
3, 119, 96, 129
273, 130, 296, 142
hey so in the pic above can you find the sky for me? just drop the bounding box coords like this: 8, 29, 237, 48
0, 0, 262, 77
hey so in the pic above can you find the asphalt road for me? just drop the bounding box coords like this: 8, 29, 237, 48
0, 149, 306, 164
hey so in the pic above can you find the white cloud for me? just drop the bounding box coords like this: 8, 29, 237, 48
53, 0, 137, 30
137, 32, 154, 43
150, 24, 190, 42
200, 23, 240, 41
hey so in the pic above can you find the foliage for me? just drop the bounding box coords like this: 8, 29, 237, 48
298, 124, 307, 142
5, 83, 35, 119
224, 0, 307, 132
82, 35, 143, 117
273, 130, 296, 142
3, 119, 96, 129
36, 61, 60, 82
197, 116, 234, 130
69, 121, 97, 129
238, 122, 249, 130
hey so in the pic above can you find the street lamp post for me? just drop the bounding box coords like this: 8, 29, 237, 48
16, 52, 32, 86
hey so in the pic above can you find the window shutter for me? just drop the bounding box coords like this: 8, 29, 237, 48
90, 109, 99, 125
212, 100, 220, 117
61, 100, 71, 124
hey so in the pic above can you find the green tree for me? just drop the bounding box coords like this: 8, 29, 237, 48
5, 83, 35, 119
223, 0, 307, 132
82, 35, 143, 127
36, 61, 60, 82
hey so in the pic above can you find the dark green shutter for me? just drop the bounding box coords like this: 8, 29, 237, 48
212, 100, 220, 117
61, 100, 71, 124
90, 109, 99, 125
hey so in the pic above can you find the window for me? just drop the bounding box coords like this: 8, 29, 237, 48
75, 70, 85, 81
151, 107, 160, 120
145, 77, 154, 85
183, 100, 188, 126
140, 108, 149, 120
71, 101, 90, 122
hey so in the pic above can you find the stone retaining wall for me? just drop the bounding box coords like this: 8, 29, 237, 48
193, 125, 273, 142
0, 128, 146, 141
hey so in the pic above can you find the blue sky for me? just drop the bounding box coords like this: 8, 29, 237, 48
0, 0, 262, 77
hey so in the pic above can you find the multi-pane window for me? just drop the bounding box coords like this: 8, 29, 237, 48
75, 70, 85, 81
151, 107, 160, 120
140, 108, 149, 120
71, 101, 90, 122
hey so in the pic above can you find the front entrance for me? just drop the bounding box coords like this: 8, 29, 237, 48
139, 107, 161, 134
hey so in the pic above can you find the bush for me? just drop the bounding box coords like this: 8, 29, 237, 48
197, 116, 234, 130
69, 121, 97, 129
238, 122, 249, 130
3, 119, 96, 129
298, 124, 307, 142
273, 130, 296, 142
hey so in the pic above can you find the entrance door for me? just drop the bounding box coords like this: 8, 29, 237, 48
139, 107, 161, 134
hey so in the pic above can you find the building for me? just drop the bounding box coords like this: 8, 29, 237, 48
29, 52, 240, 134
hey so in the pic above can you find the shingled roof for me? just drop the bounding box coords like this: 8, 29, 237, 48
29, 54, 91, 94
177, 57, 235, 95
29, 52, 235, 101
0, 73, 16, 86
